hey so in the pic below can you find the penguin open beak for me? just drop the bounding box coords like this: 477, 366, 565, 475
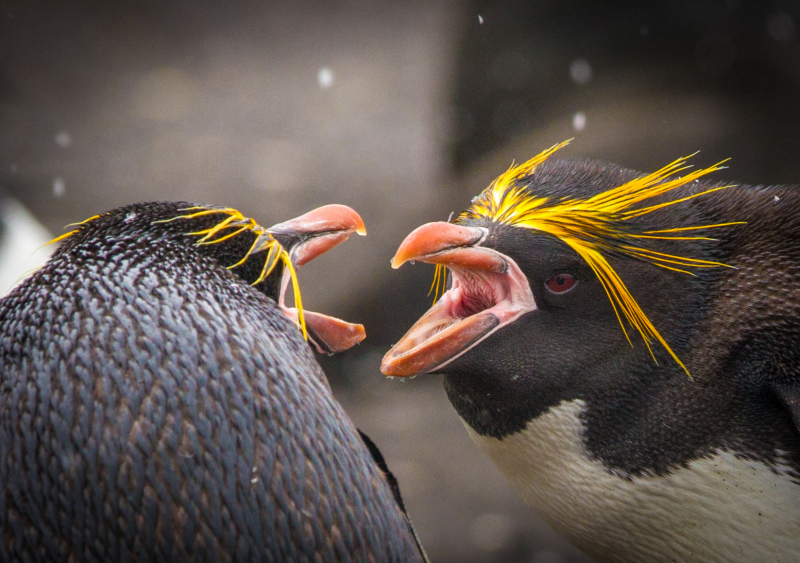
269, 204, 367, 266
381, 221, 536, 376
268, 204, 367, 354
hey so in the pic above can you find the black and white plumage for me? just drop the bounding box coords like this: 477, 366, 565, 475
0, 201, 425, 562
383, 146, 800, 563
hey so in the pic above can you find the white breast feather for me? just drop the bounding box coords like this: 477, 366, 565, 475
466, 399, 800, 563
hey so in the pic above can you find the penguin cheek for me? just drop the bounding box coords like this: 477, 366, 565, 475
497, 310, 595, 385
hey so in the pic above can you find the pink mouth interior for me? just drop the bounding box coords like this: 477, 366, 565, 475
381, 249, 536, 376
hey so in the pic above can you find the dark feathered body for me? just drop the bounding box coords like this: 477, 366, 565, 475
384, 156, 800, 562
0, 202, 423, 562
449, 160, 800, 562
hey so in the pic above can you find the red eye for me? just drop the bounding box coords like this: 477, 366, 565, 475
545, 273, 577, 294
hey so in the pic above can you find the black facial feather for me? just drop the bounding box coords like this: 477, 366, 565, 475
443, 158, 800, 478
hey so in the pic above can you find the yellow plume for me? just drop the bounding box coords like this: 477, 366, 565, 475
51, 206, 307, 339
157, 207, 307, 338
457, 141, 744, 377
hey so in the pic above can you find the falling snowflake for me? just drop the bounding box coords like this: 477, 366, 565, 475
53, 178, 66, 198
569, 59, 592, 85
54, 131, 72, 148
573, 112, 586, 131
318, 67, 334, 89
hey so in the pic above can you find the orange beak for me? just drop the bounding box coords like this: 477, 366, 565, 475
382, 221, 535, 377
390, 222, 506, 272
269, 204, 366, 266
270, 204, 367, 354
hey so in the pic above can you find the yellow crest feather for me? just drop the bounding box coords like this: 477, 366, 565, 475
51, 206, 307, 339
157, 206, 307, 338
458, 140, 745, 377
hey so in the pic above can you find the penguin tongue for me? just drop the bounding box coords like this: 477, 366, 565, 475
283, 307, 366, 354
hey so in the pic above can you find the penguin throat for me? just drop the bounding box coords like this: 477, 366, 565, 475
381, 250, 536, 377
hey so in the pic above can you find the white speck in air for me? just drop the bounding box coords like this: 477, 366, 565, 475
478, 14, 484, 24
318, 67, 334, 89
775, 195, 780, 202
569, 59, 592, 85
54, 131, 72, 148
572, 112, 586, 131
53, 178, 66, 198
251, 477, 259, 484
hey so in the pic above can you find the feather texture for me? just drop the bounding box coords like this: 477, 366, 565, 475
457, 141, 745, 376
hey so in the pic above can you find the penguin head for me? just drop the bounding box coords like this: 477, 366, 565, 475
52, 201, 367, 354
382, 142, 741, 437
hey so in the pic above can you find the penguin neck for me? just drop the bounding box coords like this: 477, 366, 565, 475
443, 352, 800, 477
441, 342, 666, 451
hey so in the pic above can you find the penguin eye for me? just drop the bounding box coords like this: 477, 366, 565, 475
545, 273, 577, 294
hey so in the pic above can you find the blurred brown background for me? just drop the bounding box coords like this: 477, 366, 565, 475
2, 1, 800, 561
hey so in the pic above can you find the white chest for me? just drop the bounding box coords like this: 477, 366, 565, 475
466, 399, 800, 563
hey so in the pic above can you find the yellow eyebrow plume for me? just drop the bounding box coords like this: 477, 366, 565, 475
458, 140, 744, 377
51, 206, 307, 339
44, 214, 103, 247
157, 206, 307, 338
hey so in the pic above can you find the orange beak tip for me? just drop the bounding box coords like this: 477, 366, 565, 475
390, 221, 485, 272
356, 225, 367, 236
